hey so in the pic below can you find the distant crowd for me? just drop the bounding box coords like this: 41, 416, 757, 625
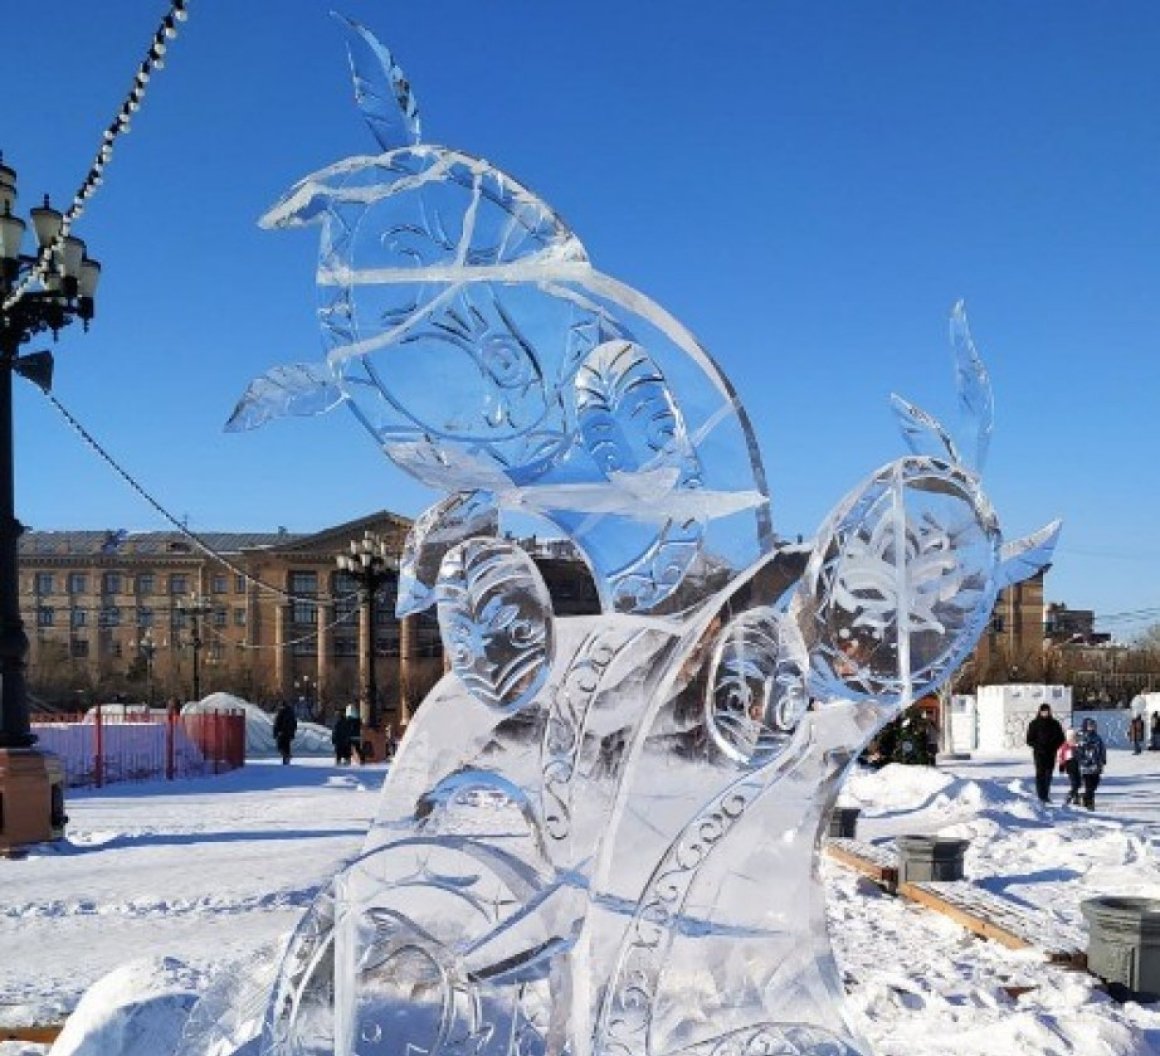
270, 700, 397, 767
1025, 705, 1158, 811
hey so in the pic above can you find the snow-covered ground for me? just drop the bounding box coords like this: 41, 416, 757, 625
2, 752, 1160, 1055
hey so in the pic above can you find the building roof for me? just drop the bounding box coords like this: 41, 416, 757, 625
18, 510, 415, 562
19, 529, 304, 558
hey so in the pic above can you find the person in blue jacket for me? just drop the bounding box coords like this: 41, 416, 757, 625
1076, 717, 1107, 811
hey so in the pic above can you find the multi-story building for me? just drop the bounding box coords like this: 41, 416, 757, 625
967, 571, 1048, 683
18, 511, 443, 725
19, 509, 1048, 716
1043, 602, 1110, 646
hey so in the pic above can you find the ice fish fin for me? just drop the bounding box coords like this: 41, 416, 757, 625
396, 490, 500, 617
224, 363, 345, 432
995, 519, 1062, 588
332, 12, 422, 150
890, 393, 961, 464
949, 299, 994, 472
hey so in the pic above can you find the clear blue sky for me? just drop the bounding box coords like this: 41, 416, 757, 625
5, 2, 1159, 636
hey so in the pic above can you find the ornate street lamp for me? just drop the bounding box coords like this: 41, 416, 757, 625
0, 159, 100, 751
336, 531, 395, 732
139, 629, 157, 706
177, 593, 213, 701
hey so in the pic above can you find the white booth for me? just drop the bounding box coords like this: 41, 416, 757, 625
975, 684, 1072, 753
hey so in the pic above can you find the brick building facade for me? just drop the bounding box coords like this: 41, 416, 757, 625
18, 511, 443, 726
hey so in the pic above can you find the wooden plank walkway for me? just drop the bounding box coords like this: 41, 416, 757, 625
824, 837, 899, 892
900, 879, 1088, 968
824, 838, 1088, 969
0, 1024, 62, 1043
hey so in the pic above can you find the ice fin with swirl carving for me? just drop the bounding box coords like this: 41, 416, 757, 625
397, 490, 499, 616
436, 538, 554, 714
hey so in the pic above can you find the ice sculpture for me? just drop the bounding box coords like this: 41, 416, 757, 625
218, 16, 1060, 1056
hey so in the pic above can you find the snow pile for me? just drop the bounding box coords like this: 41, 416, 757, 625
47, 957, 203, 1056
184, 693, 334, 757
844, 763, 1042, 830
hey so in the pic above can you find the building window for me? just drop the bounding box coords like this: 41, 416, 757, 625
289, 571, 318, 626
212, 574, 228, 594
70, 638, 89, 659
209, 643, 225, 662
334, 571, 359, 619
36, 606, 54, 628
100, 607, 121, 628
136, 573, 155, 595
291, 638, 315, 656
103, 572, 122, 595
235, 574, 246, 594
35, 572, 54, 595
72, 609, 87, 629
213, 607, 228, 628
137, 607, 154, 627
233, 608, 247, 627
374, 583, 397, 618
169, 574, 188, 596
990, 615, 1005, 633
376, 632, 399, 657
68, 573, 87, 595
333, 637, 358, 657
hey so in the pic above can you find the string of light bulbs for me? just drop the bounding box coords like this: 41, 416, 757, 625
43, 389, 376, 607
3, 0, 191, 313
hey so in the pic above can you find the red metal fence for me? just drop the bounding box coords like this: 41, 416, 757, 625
30, 708, 246, 788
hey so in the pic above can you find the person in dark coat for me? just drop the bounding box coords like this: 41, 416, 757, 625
1076, 717, 1107, 810
1129, 713, 1146, 755
1151, 711, 1160, 752
273, 700, 298, 765
332, 706, 357, 765
1025, 703, 1066, 803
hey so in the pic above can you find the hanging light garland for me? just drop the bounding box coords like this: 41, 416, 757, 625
2, 0, 191, 312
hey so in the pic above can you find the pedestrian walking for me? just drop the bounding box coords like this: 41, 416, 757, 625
1151, 711, 1160, 752
332, 705, 358, 765
1025, 703, 1066, 804
273, 700, 298, 765
346, 706, 366, 764
1076, 717, 1107, 811
1057, 728, 1081, 806
1128, 713, 1146, 755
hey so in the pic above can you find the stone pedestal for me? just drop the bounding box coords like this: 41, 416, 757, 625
0, 749, 66, 855
1081, 896, 1160, 1002
896, 835, 969, 883
827, 806, 861, 838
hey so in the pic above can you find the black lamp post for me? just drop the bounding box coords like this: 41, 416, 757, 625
0, 159, 100, 750
336, 531, 394, 731
177, 593, 213, 702
139, 629, 157, 706
294, 673, 314, 719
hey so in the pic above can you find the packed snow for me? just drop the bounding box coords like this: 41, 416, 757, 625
2, 751, 1160, 1055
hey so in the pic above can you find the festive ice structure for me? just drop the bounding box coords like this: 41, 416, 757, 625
215, 16, 1060, 1056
